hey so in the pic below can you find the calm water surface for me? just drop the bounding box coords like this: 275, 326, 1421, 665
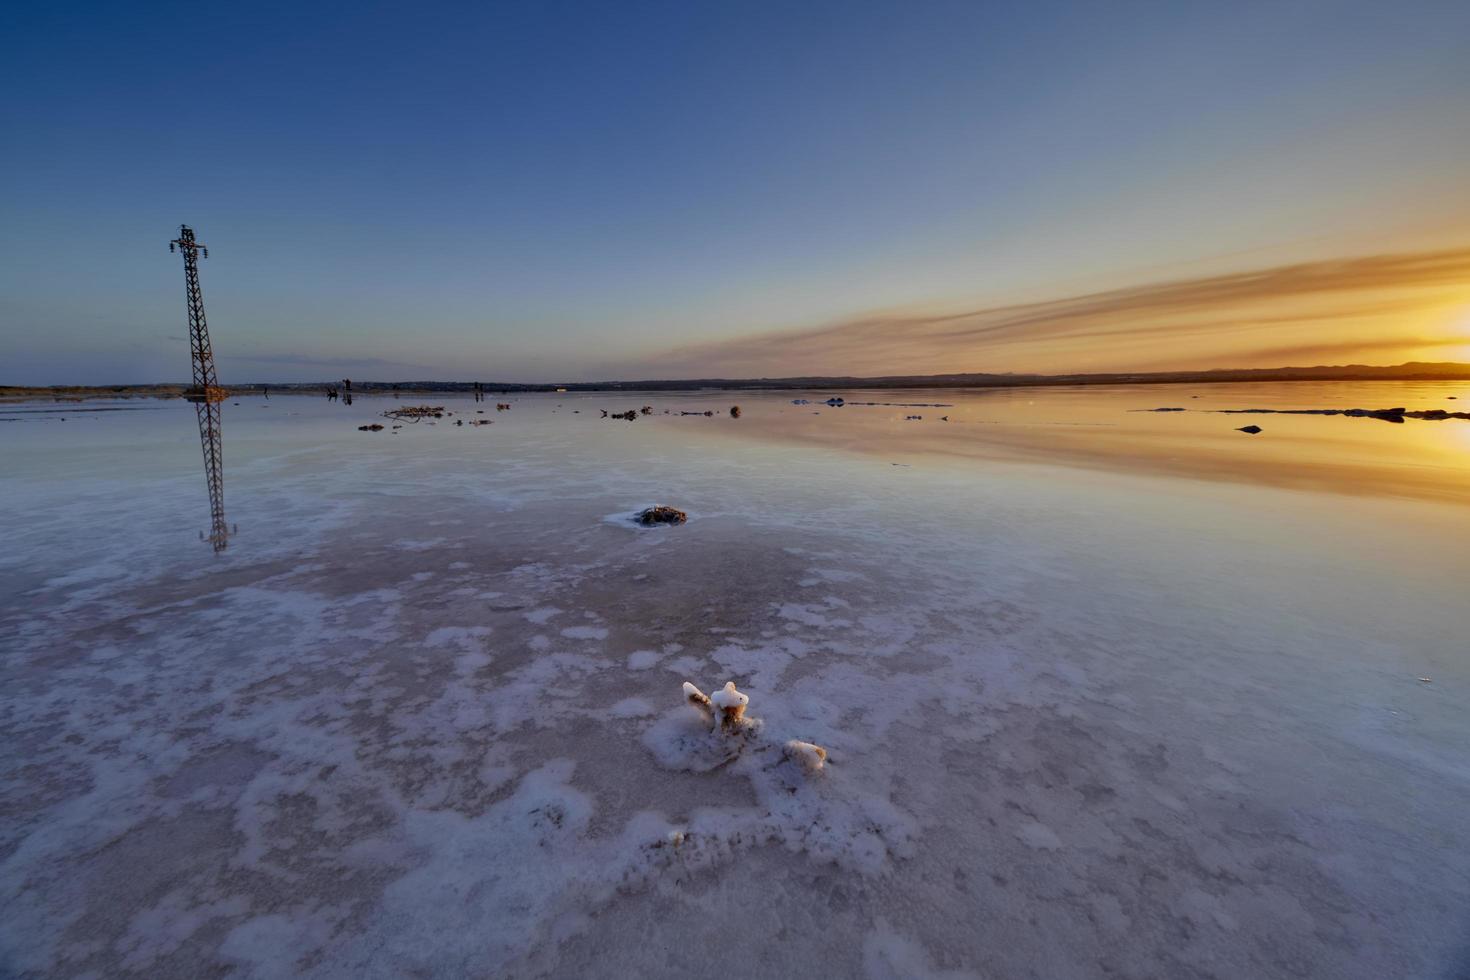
1, 382, 1467, 978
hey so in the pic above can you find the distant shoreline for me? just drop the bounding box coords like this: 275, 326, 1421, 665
4, 361, 1468, 401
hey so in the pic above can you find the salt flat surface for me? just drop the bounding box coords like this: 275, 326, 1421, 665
1, 386, 1468, 978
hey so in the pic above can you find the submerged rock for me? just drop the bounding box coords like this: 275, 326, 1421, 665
637, 506, 687, 526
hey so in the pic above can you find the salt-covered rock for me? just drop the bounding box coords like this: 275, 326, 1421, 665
710, 681, 749, 731
784, 740, 828, 772
638, 506, 687, 526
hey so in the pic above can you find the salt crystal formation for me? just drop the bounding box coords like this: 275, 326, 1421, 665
784, 740, 828, 772
681, 680, 753, 733
709, 681, 749, 731
670, 680, 825, 775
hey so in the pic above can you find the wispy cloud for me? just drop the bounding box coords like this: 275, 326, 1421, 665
226, 353, 439, 371
623, 246, 1470, 377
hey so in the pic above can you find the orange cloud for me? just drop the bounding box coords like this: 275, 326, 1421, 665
625, 246, 1470, 377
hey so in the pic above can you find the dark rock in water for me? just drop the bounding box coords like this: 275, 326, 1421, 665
1343, 407, 1406, 422
358, 423, 385, 432
1236, 425, 1262, 434
791, 398, 810, 405
730, 405, 741, 418
641, 405, 653, 415
602, 409, 638, 420
637, 506, 687, 526
1218, 406, 1470, 423
825, 397, 845, 406
1147, 407, 1187, 412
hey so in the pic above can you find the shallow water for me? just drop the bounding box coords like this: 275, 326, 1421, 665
2, 383, 1468, 978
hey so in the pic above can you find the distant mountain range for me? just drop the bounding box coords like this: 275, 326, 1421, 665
5, 362, 1469, 399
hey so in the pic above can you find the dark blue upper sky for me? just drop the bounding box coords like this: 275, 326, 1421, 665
3, 0, 1468, 382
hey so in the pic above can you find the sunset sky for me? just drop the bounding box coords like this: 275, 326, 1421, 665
2, 0, 1468, 384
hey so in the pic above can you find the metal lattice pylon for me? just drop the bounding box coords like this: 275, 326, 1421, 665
170, 225, 231, 551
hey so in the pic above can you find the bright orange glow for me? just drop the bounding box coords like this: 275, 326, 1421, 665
630, 247, 1470, 379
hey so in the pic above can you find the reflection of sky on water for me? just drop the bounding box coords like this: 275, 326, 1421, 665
1, 381, 1468, 977
719, 381, 1470, 506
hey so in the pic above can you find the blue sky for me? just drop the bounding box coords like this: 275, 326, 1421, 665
3, 0, 1468, 383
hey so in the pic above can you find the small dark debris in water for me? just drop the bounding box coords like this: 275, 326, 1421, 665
383, 405, 444, 421
891, 463, 910, 467
602, 409, 638, 420
791, 399, 810, 405
825, 397, 845, 407
641, 405, 653, 415
358, 423, 385, 432
637, 506, 687, 526
939, 416, 949, 421
1237, 425, 1262, 434
730, 405, 741, 418
1220, 406, 1469, 423
455, 419, 463, 426
905, 415, 922, 420
846, 401, 954, 407
1143, 407, 1187, 412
